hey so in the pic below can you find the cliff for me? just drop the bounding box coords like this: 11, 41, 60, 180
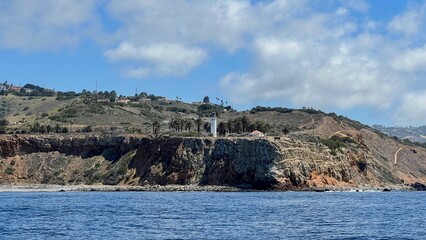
0, 134, 425, 190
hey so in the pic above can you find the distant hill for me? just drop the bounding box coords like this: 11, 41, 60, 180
373, 125, 426, 143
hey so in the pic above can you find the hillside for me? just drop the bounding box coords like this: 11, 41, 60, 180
373, 125, 426, 144
0, 85, 425, 190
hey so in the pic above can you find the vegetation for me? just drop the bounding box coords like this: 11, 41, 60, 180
4, 166, 14, 175
56, 91, 80, 101
356, 159, 368, 173
152, 121, 161, 134
320, 136, 355, 155
203, 96, 210, 103
282, 126, 289, 136
0, 119, 8, 134
250, 106, 293, 114
223, 116, 271, 134
250, 106, 324, 115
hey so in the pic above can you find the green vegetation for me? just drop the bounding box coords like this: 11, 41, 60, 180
4, 166, 14, 175
320, 136, 355, 155
356, 159, 368, 173
152, 120, 161, 134
0, 119, 8, 134
103, 150, 136, 185
329, 113, 366, 130
56, 91, 80, 101
250, 106, 325, 115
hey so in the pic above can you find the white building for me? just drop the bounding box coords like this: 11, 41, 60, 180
210, 112, 217, 137
250, 130, 265, 138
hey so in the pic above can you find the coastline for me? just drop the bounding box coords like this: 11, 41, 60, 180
0, 184, 416, 192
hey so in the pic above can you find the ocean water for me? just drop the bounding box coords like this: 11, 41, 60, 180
0, 191, 424, 239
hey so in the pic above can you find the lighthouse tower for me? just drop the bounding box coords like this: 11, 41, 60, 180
210, 112, 217, 137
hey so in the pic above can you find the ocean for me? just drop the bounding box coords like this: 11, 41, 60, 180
0, 191, 424, 239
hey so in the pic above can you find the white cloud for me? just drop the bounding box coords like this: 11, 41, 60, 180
0, 0, 98, 50
105, 42, 207, 76
1, 0, 426, 126
253, 37, 304, 60
106, 0, 255, 52
391, 45, 426, 72
394, 91, 426, 126
220, 5, 402, 110
388, 2, 426, 35
123, 67, 150, 79
101, 0, 426, 120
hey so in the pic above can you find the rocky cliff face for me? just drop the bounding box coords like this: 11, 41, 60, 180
129, 138, 280, 188
0, 135, 140, 159
0, 134, 425, 190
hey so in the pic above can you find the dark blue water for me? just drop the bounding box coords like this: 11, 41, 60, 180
0, 191, 424, 239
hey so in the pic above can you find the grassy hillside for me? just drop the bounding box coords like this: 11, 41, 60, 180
1, 86, 425, 188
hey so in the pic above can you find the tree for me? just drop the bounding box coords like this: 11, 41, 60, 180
203, 122, 210, 133
0, 119, 8, 126
283, 126, 289, 136
227, 119, 233, 133
0, 119, 7, 134
203, 96, 210, 103
241, 116, 250, 132
218, 122, 226, 136
55, 123, 61, 133
39, 125, 46, 134
196, 117, 203, 133
169, 119, 177, 131
109, 90, 117, 102
31, 122, 41, 133
152, 120, 161, 134
185, 119, 193, 132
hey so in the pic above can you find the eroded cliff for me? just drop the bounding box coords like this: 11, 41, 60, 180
0, 134, 425, 190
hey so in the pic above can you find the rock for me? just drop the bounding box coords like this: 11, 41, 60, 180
0, 134, 425, 191
412, 182, 426, 191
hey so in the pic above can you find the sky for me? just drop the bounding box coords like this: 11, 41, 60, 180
0, 0, 426, 127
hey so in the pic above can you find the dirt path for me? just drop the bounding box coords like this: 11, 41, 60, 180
328, 131, 350, 139
394, 147, 404, 165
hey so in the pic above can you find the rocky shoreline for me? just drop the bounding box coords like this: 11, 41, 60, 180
0, 184, 418, 192
1, 135, 425, 191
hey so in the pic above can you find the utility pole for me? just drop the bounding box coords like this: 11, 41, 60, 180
95, 80, 98, 102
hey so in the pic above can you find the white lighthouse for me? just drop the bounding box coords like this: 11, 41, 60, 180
210, 112, 217, 137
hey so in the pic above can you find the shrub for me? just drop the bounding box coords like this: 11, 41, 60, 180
5, 167, 14, 175
320, 136, 347, 155
356, 159, 368, 173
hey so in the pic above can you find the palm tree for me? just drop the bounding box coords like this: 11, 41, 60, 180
218, 122, 226, 136
241, 116, 250, 132
152, 120, 161, 134
185, 119, 193, 131
55, 123, 61, 133
227, 119, 233, 133
196, 117, 203, 133
203, 122, 210, 133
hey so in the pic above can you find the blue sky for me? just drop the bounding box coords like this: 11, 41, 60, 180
1, 0, 426, 127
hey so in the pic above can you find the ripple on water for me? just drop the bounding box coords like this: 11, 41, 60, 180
0, 191, 425, 239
